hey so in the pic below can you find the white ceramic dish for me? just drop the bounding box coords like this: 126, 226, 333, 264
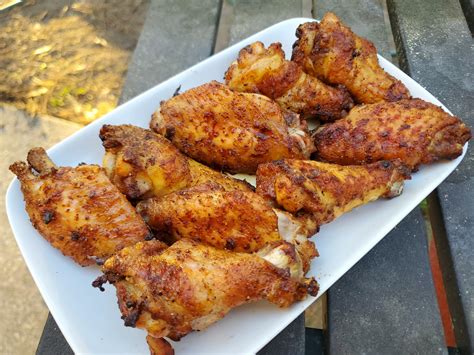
6, 18, 468, 354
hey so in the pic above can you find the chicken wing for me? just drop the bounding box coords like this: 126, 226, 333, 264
150, 81, 315, 174
100, 124, 252, 200
136, 182, 318, 271
256, 159, 409, 226
9, 148, 150, 266
93, 239, 318, 344
292, 13, 410, 104
225, 41, 353, 121
313, 99, 471, 170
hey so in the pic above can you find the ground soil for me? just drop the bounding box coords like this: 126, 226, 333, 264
0, 0, 149, 124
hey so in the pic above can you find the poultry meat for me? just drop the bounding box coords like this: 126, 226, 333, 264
10, 148, 150, 266
313, 99, 471, 170
93, 239, 318, 346
136, 182, 318, 271
292, 13, 410, 104
100, 124, 252, 200
256, 159, 410, 225
225, 41, 353, 121
150, 81, 314, 174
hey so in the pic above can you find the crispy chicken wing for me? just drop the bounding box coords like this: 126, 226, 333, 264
9, 148, 150, 266
256, 159, 409, 225
292, 13, 410, 104
225, 41, 353, 121
100, 124, 252, 200
93, 239, 318, 345
313, 99, 471, 170
136, 182, 318, 271
150, 81, 315, 174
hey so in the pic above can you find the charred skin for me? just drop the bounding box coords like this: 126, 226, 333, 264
150, 81, 315, 174
9, 148, 150, 266
100, 124, 252, 200
256, 159, 410, 226
292, 13, 410, 104
95, 239, 318, 342
313, 99, 471, 170
225, 41, 353, 121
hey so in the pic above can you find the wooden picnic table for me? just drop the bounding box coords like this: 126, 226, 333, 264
37, 0, 473, 354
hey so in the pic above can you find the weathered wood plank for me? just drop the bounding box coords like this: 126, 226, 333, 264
388, 0, 474, 352
313, 1, 445, 352
120, 0, 221, 102
328, 210, 446, 354
313, 0, 392, 59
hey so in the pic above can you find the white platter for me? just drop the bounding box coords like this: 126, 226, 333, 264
5, 18, 468, 354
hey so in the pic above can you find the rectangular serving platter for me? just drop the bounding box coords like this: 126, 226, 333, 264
5, 18, 468, 354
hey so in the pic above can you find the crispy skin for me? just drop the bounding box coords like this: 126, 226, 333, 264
151, 81, 315, 174
100, 124, 191, 199
256, 159, 410, 225
9, 148, 150, 266
225, 41, 353, 121
292, 13, 410, 104
314, 99, 471, 170
95, 239, 318, 343
100, 124, 252, 199
137, 183, 281, 252
136, 183, 318, 271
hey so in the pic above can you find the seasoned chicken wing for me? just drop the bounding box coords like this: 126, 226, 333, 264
313, 99, 471, 170
225, 41, 353, 121
136, 182, 318, 271
292, 13, 410, 104
256, 159, 409, 226
151, 81, 315, 174
100, 124, 252, 200
93, 239, 318, 345
9, 148, 150, 266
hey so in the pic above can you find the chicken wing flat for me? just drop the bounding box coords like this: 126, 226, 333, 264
100, 124, 252, 200
313, 99, 471, 170
93, 239, 318, 344
225, 41, 353, 121
151, 81, 315, 174
136, 183, 281, 252
256, 159, 409, 226
136, 182, 318, 271
292, 13, 410, 104
9, 148, 150, 266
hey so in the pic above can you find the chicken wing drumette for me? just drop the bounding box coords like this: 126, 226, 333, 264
100, 124, 252, 200
292, 13, 410, 104
9, 148, 150, 266
151, 81, 314, 174
256, 159, 410, 226
136, 182, 318, 271
225, 41, 353, 121
93, 239, 318, 347
313, 99, 471, 170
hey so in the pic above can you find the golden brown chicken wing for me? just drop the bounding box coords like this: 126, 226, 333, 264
136, 182, 281, 252
292, 13, 410, 104
225, 41, 353, 121
313, 99, 471, 170
100, 124, 252, 200
93, 239, 318, 344
9, 148, 150, 266
136, 182, 318, 271
256, 159, 410, 226
150, 81, 314, 174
